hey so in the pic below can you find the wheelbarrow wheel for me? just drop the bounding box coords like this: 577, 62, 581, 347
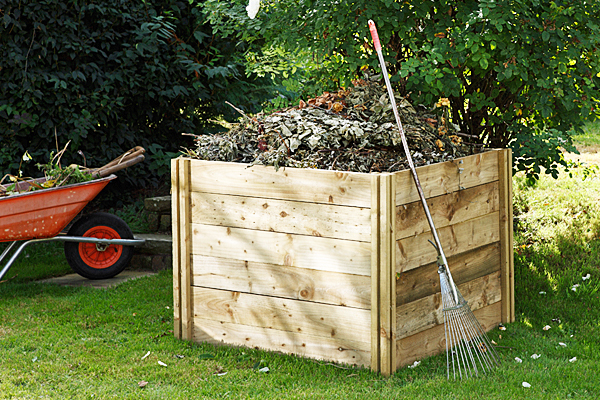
64, 212, 134, 280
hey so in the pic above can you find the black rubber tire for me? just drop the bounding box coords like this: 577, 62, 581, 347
64, 212, 134, 280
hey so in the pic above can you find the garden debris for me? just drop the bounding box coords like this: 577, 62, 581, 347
0, 141, 94, 197
514, 357, 523, 363
183, 77, 482, 173
543, 325, 551, 331
569, 357, 577, 362
531, 354, 541, 359
559, 342, 567, 347
522, 382, 532, 388
582, 274, 591, 281
158, 361, 167, 367
0, 144, 145, 197
141, 351, 151, 360
138, 381, 149, 388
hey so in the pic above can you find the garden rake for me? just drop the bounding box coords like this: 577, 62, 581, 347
368, 20, 500, 379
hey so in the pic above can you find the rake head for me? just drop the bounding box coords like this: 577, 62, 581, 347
439, 266, 500, 379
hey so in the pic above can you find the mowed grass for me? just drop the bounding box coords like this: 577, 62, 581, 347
572, 120, 600, 150
2, 140, 600, 397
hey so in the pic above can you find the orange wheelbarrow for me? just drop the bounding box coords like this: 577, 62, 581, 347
0, 148, 146, 281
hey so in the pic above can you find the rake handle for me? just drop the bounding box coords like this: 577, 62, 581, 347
368, 20, 459, 302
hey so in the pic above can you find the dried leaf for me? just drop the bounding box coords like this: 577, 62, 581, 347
158, 361, 167, 367
138, 381, 148, 388
522, 382, 531, 388
141, 351, 151, 360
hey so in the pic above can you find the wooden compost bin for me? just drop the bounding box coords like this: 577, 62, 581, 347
171, 149, 514, 375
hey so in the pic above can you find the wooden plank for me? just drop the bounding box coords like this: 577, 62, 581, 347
191, 287, 371, 344
191, 223, 372, 276
379, 173, 395, 376
395, 301, 502, 369
497, 149, 515, 323
396, 271, 502, 338
171, 158, 182, 339
190, 192, 371, 242
193, 319, 371, 367
394, 151, 500, 205
396, 242, 501, 306
395, 182, 499, 240
179, 158, 193, 340
190, 255, 371, 309
396, 212, 500, 274
370, 174, 381, 372
189, 159, 373, 207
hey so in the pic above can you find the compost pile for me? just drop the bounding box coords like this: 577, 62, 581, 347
184, 77, 482, 173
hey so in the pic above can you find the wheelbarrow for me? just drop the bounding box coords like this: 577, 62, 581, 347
0, 147, 146, 281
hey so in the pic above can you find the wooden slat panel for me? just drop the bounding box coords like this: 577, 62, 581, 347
191, 287, 371, 344
191, 255, 371, 309
193, 319, 371, 367
189, 160, 373, 207
394, 151, 500, 205
190, 192, 371, 242
396, 271, 502, 339
395, 182, 499, 240
191, 224, 372, 276
395, 302, 502, 368
396, 242, 501, 306
396, 212, 500, 273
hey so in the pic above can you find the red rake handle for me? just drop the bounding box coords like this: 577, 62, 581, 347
368, 20, 381, 51
367, 19, 458, 302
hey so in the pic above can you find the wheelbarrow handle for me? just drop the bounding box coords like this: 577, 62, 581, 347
100, 146, 146, 170
88, 146, 146, 178
93, 154, 145, 178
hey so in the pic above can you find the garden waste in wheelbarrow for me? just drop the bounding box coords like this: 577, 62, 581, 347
0, 149, 146, 281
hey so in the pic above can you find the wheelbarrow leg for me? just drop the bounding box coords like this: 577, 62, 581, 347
0, 240, 38, 281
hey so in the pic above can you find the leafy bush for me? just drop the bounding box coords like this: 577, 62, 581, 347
208, 0, 600, 179
0, 0, 276, 192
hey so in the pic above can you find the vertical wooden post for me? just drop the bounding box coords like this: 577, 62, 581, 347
378, 173, 396, 376
498, 149, 515, 323
178, 158, 193, 340
171, 158, 182, 339
370, 174, 381, 373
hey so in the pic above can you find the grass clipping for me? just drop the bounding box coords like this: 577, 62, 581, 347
184, 78, 482, 173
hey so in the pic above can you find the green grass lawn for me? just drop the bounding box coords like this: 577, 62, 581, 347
572, 120, 600, 150
2, 148, 600, 398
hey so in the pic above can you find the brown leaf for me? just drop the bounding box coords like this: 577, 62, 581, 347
138, 381, 148, 388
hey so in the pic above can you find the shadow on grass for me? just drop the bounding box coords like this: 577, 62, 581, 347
514, 231, 600, 329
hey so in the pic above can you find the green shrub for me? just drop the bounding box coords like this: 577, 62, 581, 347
207, 0, 600, 179
0, 0, 276, 192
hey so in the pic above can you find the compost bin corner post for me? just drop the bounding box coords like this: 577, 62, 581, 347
372, 172, 396, 376
172, 157, 193, 340
498, 148, 515, 324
